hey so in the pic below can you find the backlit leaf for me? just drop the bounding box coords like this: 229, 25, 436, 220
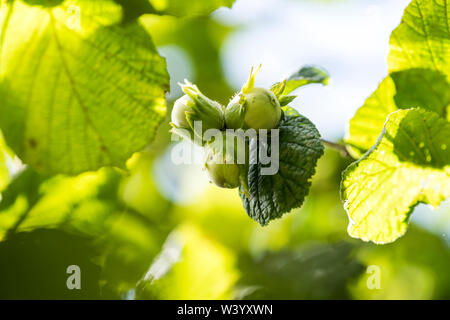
342, 108, 450, 244
0, 0, 169, 174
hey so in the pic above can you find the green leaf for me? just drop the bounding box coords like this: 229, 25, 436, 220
345, 77, 398, 158
148, 0, 235, 17
278, 95, 297, 107
272, 65, 328, 97
346, 0, 450, 158
391, 69, 450, 116
342, 108, 450, 244
285, 65, 329, 92
343, 0, 450, 243
388, 0, 450, 81
345, 69, 450, 158
0, 0, 169, 174
240, 107, 324, 225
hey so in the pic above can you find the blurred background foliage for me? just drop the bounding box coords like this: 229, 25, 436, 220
0, 0, 449, 300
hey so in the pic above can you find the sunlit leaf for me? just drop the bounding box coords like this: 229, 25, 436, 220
0, 0, 169, 174
345, 0, 450, 158
342, 108, 450, 244
346, 69, 450, 158
345, 77, 398, 158
388, 0, 450, 81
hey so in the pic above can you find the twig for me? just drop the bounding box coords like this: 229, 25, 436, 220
321, 139, 351, 158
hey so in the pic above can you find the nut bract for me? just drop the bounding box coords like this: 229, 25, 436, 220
225, 66, 282, 130
170, 80, 224, 143
171, 94, 195, 129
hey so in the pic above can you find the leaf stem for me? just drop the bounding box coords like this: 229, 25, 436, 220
321, 139, 351, 158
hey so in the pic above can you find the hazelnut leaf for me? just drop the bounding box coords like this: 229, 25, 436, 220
342, 108, 450, 244
346, 0, 450, 159
0, 0, 169, 174
271, 66, 328, 99
239, 106, 324, 225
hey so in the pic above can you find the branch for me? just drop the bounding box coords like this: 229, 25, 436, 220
321, 139, 351, 158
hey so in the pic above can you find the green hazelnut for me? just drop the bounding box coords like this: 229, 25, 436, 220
204, 132, 249, 189
225, 66, 281, 130
226, 87, 281, 130
205, 147, 240, 189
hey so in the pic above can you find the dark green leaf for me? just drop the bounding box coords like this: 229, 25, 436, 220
240, 107, 324, 225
